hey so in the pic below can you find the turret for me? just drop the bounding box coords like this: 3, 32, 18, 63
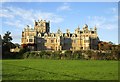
34, 20, 38, 26
75, 26, 80, 34
94, 26, 97, 31
78, 25, 80, 30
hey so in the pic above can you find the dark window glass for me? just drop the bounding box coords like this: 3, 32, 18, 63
29, 39, 33, 42
51, 40, 54, 43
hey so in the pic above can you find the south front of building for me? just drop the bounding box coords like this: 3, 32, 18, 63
21, 19, 99, 51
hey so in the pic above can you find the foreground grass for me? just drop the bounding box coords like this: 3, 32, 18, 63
2, 59, 118, 80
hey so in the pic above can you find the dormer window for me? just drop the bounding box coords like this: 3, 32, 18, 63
65, 33, 68, 37
51, 34, 54, 37
72, 34, 76, 37
38, 33, 41, 37
44, 33, 48, 37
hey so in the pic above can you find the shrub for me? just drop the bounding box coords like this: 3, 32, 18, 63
22, 52, 30, 59
64, 50, 72, 59
73, 50, 83, 60
52, 51, 61, 59
20, 49, 120, 60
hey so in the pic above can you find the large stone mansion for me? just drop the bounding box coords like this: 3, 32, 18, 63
21, 19, 99, 51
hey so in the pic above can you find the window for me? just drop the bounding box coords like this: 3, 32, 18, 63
73, 40, 76, 43
51, 46, 54, 50
86, 31, 89, 33
44, 34, 47, 37
51, 40, 54, 43
58, 39, 60, 42
80, 31, 83, 33
81, 47, 83, 49
92, 31, 94, 34
29, 39, 33, 42
51, 34, 54, 37
85, 40, 89, 43
73, 47, 76, 50
38, 39, 41, 43
22, 34, 24, 37
38, 33, 41, 37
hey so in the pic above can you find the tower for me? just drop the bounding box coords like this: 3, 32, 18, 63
34, 19, 50, 33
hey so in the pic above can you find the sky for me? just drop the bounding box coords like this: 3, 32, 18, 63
0, 2, 118, 44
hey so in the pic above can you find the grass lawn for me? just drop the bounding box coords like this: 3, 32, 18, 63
2, 59, 118, 80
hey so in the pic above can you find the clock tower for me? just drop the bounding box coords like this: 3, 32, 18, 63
34, 19, 50, 33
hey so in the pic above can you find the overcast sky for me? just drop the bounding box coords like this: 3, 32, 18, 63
0, 2, 118, 44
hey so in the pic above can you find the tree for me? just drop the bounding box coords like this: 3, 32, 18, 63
2, 31, 12, 43
2, 31, 15, 58
108, 41, 114, 45
14, 43, 20, 48
98, 41, 112, 50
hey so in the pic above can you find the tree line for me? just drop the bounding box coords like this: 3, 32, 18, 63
22, 50, 120, 60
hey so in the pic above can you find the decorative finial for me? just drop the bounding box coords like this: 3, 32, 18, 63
84, 24, 88, 28
66, 29, 70, 33
90, 28, 92, 31
57, 27, 61, 34
58, 27, 60, 30
27, 25, 29, 27
78, 25, 80, 30
94, 25, 97, 30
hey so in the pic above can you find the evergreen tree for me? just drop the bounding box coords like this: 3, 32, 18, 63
2, 31, 15, 58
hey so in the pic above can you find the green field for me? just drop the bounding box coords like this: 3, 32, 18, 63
2, 59, 118, 80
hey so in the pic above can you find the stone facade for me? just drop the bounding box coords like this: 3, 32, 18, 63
21, 19, 99, 51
